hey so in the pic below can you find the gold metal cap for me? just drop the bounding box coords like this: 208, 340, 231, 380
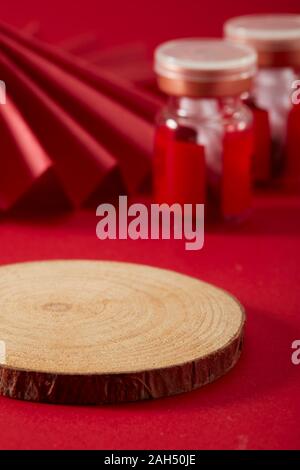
154, 38, 257, 97
224, 14, 300, 68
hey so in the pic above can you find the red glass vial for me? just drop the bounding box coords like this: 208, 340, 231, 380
153, 39, 256, 220
225, 14, 300, 186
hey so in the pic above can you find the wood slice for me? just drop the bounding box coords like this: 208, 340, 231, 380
0, 260, 245, 405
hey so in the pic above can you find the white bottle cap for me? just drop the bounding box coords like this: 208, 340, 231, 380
224, 14, 300, 67
154, 38, 257, 97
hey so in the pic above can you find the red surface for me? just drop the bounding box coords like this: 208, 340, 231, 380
0, 0, 300, 451
0, 193, 299, 450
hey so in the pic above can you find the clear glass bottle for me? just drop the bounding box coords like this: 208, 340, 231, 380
225, 14, 300, 186
153, 39, 256, 220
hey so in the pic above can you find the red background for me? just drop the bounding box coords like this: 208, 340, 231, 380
0, 0, 300, 450
1, 0, 299, 48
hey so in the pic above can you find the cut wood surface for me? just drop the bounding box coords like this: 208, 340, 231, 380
0, 260, 245, 405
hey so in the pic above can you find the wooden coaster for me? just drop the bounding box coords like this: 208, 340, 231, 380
0, 260, 245, 405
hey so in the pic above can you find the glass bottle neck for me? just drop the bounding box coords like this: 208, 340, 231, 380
255, 67, 297, 89
168, 95, 245, 120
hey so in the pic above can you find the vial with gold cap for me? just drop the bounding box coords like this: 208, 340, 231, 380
153, 39, 257, 220
225, 14, 300, 185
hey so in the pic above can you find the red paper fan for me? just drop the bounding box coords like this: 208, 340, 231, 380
0, 95, 51, 210
0, 22, 162, 211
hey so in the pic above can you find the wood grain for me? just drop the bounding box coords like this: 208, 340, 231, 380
0, 260, 245, 405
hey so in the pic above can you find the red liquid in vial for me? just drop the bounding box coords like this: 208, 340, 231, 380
154, 124, 253, 220
153, 125, 206, 206
247, 98, 300, 184
247, 101, 272, 183
222, 128, 253, 219
286, 103, 300, 190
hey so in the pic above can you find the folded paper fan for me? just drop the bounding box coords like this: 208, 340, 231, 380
0, 22, 162, 211
0, 95, 51, 210
0, 22, 162, 121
